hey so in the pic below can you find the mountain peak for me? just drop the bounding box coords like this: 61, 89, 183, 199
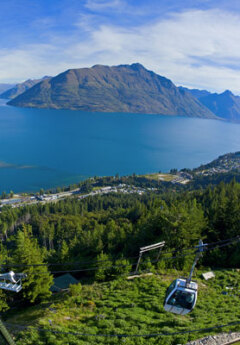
130, 63, 145, 71
91, 64, 109, 69
178, 87, 211, 99
7, 63, 216, 119
221, 90, 233, 96
0, 76, 51, 100
196, 89, 240, 122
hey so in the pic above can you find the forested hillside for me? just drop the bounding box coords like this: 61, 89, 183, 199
0, 179, 240, 343
1, 180, 239, 271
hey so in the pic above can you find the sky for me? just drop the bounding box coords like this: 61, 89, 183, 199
1, 0, 240, 93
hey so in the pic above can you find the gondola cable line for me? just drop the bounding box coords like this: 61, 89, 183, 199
0, 238, 237, 296
0, 236, 239, 288
1, 235, 239, 270
20, 237, 240, 277
1, 250, 201, 277
0, 236, 239, 283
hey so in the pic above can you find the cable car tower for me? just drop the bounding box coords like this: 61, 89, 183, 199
164, 240, 206, 315
134, 241, 165, 274
0, 270, 27, 345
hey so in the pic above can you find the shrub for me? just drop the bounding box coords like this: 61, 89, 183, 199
84, 300, 96, 310
69, 283, 82, 296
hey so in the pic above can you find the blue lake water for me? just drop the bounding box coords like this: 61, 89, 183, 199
0, 99, 240, 193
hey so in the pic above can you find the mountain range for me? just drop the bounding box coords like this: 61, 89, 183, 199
181, 87, 240, 122
3, 63, 240, 122
0, 83, 16, 94
178, 87, 211, 100
6, 64, 216, 119
0, 76, 51, 100
196, 90, 240, 122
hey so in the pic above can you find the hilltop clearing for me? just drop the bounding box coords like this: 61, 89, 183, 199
5, 270, 240, 345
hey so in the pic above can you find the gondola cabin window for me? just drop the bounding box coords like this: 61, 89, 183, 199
167, 290, 195, 310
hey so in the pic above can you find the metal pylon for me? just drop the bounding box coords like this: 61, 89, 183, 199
186, 239, 206, 287
0, 319, 15, 345
135, 241, 165, 273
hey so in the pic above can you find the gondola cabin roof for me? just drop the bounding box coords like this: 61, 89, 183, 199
177, 278, 198, 291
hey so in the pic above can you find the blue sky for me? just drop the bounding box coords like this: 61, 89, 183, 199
1, 0, 240, 93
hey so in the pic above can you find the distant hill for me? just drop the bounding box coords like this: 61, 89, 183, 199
194, 151, 240, 172
181, 87, 240, 122
8, 63, 217, 119
0, 83, 16, 94
199, 90, 240, 122
0, 76, 51, 100
178, 86, 211, 100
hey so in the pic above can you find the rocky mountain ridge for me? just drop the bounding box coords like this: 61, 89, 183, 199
0, 76, 51, 99
0, 83, 16, 94
7, 63, 217, 119
182, 87, 240, 122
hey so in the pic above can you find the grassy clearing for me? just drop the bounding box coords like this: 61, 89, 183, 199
92, 186, 103, 191
142, 173, 176, 182
6, 269, 240, 345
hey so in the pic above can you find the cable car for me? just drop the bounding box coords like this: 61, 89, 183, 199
163, 240, 206, 315
164, 278, 197, 315
0, 271, 27, 293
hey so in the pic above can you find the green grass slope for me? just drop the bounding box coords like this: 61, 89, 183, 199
7, 269, 240, 345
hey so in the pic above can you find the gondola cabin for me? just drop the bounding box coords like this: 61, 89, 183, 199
164, 278, 198, 315
0, 271, 26, 293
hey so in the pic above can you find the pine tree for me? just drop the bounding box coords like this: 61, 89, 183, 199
0, 244, 9, 312
112, 257, 132, 278
95, 252, 112, 282
13, 224, 53, 303
59, 240, 69, 262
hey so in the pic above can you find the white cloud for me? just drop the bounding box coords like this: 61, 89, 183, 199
68, 9, 240, 93
2, 8, 240, 93
85, 0, 124, 11
0, 42, 78, 83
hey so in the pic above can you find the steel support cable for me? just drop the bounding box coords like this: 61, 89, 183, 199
0, 237, 239, 280
4, 320, 240, 339
30, 238, 240, 276
7, 241, 232, 276
206, 238, 240, 249
1, 245, 196, 269
1, 236, 239, 270
1, 255, 139, 269
7, 251, 197, 276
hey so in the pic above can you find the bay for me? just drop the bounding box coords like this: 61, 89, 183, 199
0, 99, 240, 193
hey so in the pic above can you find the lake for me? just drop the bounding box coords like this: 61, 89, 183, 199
0, 99, 240, 193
